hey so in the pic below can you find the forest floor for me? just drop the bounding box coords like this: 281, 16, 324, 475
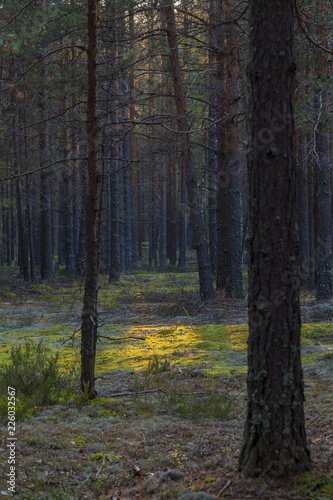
0, 269, 333, 500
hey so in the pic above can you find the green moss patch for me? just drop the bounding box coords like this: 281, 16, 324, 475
296, 471, 333, 499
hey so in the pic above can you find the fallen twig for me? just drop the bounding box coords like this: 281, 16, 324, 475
109, 389, 163, 397
217, 479, 232, 496
98, 334, 146, 342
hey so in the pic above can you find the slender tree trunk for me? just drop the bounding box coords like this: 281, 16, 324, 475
160, 159, 168, 268
239, 0, 310, 477
163, 0, 214, 300
307, 151, 315, 290
216, 0, 243, 298
128, 5, 138, 267
27, 178, 36, 281
167, 156, 177, 265
62, 108, 75, 275
16, 180, 29, 280
313, 0, 332, 299
38, 0, 53, 279
39, 104, 53, 279
81, 0, 99, 398
109, 149, 120, 282
76, 160, 87, 277
207, 0, 218, 275
296, 130, 310, 289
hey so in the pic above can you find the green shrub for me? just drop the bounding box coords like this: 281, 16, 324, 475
0, 341, 78, 421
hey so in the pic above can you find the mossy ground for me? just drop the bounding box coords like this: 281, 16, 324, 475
0, 269, 332, 499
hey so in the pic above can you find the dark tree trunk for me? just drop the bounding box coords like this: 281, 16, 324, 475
178, 170, 186, 268
207, 0, 218, 276
26, 179, 36, 281
81, 0, 99, 398
39, 97, 53, 279
148, 153, 158, 269
163, 0, 214, 299
62, 119, 75, 275
76, 159, 87, 277
216, 0, 243, 298
239, 0, 311, 477
16, 179, 29, 281
109, 153, 120, 282
13, 114, 29, 280
167, 159, 177, 265
122, 112, 133, 272
160, 160, 168, 268
313, 0, 332, 299
128, 6, 138, 267
296, 130, 310, 289
307, 152, 315, 290
40, 167, 53, 279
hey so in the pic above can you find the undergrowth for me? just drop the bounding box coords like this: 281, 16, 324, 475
0, 340, 78, 422
130, 359, 235, 420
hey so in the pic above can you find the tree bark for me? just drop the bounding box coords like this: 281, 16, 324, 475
81, 0, 99, 398
239, 0, 310, 477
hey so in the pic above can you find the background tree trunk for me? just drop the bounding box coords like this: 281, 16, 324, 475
163, 0, 214, 300
216, 0, 243, 298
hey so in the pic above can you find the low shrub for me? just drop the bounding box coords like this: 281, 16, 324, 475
0, 340, 78, 422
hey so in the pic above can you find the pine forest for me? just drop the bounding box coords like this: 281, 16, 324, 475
0, 0, 332, 498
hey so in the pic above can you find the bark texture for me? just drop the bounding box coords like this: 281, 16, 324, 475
239, 0, 311, 477
81, 0, 99, 398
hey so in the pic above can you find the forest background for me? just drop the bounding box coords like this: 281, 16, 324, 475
0, 0, 333, 498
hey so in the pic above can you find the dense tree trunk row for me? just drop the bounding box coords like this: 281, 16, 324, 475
0, 0, 331, 303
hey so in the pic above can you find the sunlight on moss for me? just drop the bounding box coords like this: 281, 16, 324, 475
94, 323, 250, 375
301, 323, 333, 343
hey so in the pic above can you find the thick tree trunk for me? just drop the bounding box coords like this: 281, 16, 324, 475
239, 0, 310, 477
163, 0, 214, 300
81, 0, 99, 398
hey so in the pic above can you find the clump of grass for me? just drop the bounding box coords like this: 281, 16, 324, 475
130, 369, 235, 420
0, 340, 78, 422
166, 381, 234, 420
148, 355, 172, 374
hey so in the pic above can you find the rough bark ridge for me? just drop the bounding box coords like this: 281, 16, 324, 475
81, 0, 99, 398
238, 0, 311, 477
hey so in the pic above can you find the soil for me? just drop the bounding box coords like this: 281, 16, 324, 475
0, 272, 332, 500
